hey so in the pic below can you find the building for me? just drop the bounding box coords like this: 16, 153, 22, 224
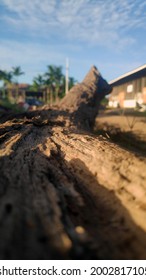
5, 83, 29, 103
108, 64, 146, 108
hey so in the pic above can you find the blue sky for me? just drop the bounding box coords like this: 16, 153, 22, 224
0, 0, 146, 84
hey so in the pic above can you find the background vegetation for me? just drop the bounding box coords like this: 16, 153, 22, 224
0, 65, 76, 110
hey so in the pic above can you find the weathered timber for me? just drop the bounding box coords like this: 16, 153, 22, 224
0, 67, 146, 260
59, 66, 112, 129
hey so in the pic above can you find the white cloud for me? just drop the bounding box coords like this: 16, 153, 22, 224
1, 0, 146, 48
0, 0, 146, 84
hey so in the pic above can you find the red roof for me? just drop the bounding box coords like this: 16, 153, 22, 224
18, 83, 29, 89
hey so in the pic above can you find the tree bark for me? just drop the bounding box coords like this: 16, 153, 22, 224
0, 67, 146, 260
59, 65, 112, 129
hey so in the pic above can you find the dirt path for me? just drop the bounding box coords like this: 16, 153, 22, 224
95, 109, 146, 156
97, 109, 146, 137
0, 109, 146, 259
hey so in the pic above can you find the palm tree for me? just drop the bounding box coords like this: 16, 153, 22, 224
0, 70, 5, 81
69, 77, 76, 90
32, 74, 44, 91
54, 66, 64, 102
30, 65, 76, 104
12, 66, 24, 82
12, 66, 24, 101
59, 75, 66, 98
32, 74, 45, 101
44, 65, 66, 104
0, 70, 13, 99
0, 70, 6, 98
44, 65, 56, 105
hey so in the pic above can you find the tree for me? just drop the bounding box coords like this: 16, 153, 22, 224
12, 66, 24, 83
32, 74, 45, 91
44, 65, 67, 104
54, 66, 64, 101
44, 65, 56, 105
69, 77, 77, 90
12, 66, 24, 101
0, 70, 6, 97
30, 74, 46, 102
0, 70, 5, 81
29, 65, 76, 104
0, 70, 13, 99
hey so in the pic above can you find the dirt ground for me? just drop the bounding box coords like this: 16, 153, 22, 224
97, 109, 146, 135
95, 109, 146, 156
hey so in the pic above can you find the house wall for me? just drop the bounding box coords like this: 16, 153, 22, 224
109, 76, 146, 108
143, 87, 146, 103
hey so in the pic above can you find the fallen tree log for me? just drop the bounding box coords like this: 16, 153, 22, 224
0, 67, 146, 260
59, 66, 112, 129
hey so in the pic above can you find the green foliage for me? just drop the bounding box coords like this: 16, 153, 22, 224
100, 97, 109, 106
0, 66, 24, 88
0, 70, 13, 86
0, 97, 24, 113
69, 77, 77, 89
31, 74, 45, 91
0, 64, 76, 104
12, 66, 24, 84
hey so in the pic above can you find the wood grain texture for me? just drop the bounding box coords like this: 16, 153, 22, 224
0, 108, 146, 259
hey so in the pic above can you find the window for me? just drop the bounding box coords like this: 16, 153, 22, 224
127, 84, 133, 93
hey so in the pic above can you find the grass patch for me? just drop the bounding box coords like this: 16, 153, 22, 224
0, 98, 24, 113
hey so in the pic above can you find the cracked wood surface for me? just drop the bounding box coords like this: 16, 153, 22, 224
0, 109, 146, 259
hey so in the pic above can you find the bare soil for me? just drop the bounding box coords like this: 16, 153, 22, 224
95, 109, 146, 156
